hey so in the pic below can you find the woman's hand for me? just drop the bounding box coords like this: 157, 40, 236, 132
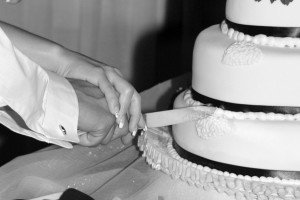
63, 56, 146, 135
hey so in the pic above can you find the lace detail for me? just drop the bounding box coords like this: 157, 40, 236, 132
222, 41, 263, 66
196, 116, 232, 139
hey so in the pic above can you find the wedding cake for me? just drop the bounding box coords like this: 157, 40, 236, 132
138, 0, 300, 199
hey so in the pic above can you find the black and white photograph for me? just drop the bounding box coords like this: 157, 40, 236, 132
0, 0, 297, 199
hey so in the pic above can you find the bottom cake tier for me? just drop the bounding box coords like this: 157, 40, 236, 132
138, 128, 300, 200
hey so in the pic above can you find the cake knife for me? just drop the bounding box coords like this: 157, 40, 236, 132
144, 106, 217, 128
77, 106, 216, 136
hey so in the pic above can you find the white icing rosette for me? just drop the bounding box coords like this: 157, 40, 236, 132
196, 116, 232, 139
222, 41, 263, 66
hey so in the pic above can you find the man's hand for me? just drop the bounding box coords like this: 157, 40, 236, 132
67, 78, 130, 147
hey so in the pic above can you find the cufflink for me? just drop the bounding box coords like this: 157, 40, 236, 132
59, 125, 67, 135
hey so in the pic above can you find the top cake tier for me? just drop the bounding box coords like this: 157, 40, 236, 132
226, 0, 299, 27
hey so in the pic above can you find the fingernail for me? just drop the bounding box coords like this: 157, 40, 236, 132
119, 118, 124, 129
115, 111, 119, 119
143, 125, 148, 132
132, 129, 137, 137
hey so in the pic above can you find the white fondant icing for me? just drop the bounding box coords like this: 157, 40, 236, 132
192, 25, 300, 107
172, 91, 300, 171
222, 42, 262, 66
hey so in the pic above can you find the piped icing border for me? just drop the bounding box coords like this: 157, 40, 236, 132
138, 129, 300, 200
184, 90, 300, 121
221, 20, 300, 48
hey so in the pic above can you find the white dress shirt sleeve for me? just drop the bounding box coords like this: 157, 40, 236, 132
0, 26, 79, 149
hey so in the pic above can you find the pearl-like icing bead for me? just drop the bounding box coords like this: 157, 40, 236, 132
204, 166, 211, 172
245, 35, 252, 42
228, 28, 234, 39
237, 32, 245, 41
222, 21, 300, 48
233, 31, 239, 40
221, 21, 228, 34
230, 173, 237, 178
252, 176, 260, 182
224, 171, 230, 177
244, 175, 252, 181
252, 37, 260, 45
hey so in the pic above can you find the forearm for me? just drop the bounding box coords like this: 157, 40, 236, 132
0, 21, 70, 72
0, 21, 110, 76
0, 26, 80, 147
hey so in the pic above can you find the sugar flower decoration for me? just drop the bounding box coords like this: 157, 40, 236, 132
222, 42, 262, 66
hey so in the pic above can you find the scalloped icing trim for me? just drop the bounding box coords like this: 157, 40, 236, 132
138, 129, 300, 200
221, 20, 300, 48
184, 90, 300, 121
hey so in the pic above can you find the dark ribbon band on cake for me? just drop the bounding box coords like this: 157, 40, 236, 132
191, 88, 300, 115
225, 19, 300, 38
173, 141, 300, 180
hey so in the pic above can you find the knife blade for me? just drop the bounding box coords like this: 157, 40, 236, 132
144, 105, 216, 128
77, 106, 216, 135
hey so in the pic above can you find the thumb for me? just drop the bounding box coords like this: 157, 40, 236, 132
78, 118, 116, 147
78, 133, 105, 147
78, 131, 106, 147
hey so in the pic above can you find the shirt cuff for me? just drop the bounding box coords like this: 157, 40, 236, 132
40, 71, 79, 144
0, 110, 75, 148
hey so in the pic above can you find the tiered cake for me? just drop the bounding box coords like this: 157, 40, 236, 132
139, 0, 300, 199
174, 0, 300, 171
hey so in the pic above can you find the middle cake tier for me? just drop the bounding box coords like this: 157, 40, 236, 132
192, 24, 300, 107
172, 90, 300, 171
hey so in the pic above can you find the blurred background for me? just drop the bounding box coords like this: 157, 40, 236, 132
0, 0, 225, 165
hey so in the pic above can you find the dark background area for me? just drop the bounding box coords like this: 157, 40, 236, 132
0, 0, 226, 166
133, 0, 226, 91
